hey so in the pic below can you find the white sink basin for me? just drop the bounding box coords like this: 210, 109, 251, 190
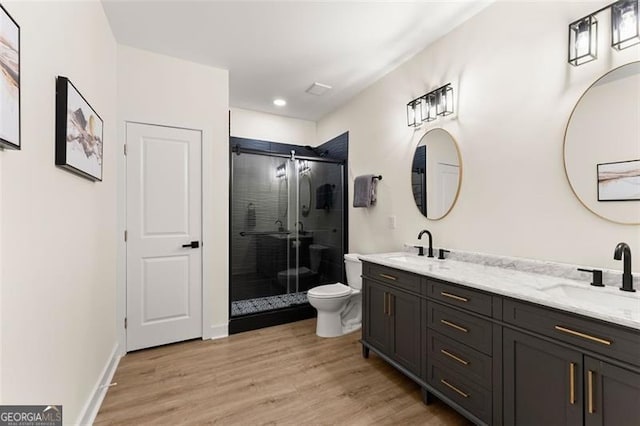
386, 255, 420, 263
544, 284, 640, 315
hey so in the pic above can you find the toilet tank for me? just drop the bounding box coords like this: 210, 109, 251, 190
344, 253, 362, 290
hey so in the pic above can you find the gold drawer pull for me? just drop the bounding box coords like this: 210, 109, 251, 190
379, 273, 397, 281
588, 370, 595, 414
554, 325, 612, 346
569, 362, 576, 405
440, 291, 468, 302
441, 349, 469, 366
440, 379, 469, 398
440, 319, 468, 333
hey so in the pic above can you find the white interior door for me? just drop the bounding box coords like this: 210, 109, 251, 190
436, 163, 460, 218
126, 122, 202, 351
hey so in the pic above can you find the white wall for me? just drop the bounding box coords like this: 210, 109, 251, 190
0, 1, 118, 423
117, 45, 229, 342
230, 107, 316, 146
317, 1, 640, 271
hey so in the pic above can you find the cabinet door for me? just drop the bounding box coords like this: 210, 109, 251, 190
363, 279, 390, 353
503, 329, 583, 426
584, 356, 640, 426
389, 289, 422, 377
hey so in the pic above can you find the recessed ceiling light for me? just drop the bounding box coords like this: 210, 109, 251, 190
273, 98, 287, 107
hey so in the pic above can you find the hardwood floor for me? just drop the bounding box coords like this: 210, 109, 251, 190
95, 319, 470, 425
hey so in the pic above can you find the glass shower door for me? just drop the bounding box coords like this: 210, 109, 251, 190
230, 153, 303, 317
230, 150, 344, 319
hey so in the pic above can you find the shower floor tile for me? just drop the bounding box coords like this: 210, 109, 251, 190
231, 292, 308, 317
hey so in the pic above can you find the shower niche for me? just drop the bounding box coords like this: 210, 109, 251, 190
229, 136, 347, 333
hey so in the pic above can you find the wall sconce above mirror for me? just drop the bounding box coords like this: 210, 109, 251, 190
569, 0, 639, 66
406, 84, 454, 127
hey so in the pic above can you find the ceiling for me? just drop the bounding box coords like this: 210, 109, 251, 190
102, 1, 492, 121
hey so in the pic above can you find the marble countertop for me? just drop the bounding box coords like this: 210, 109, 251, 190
359, 252, 640, 331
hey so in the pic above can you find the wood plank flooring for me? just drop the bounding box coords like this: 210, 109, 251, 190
95, 319, 470, 425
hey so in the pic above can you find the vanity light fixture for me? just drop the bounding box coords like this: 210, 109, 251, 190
569, 0, 639, 66
406, 84, 454, 127
612, 0, 640, 50
275, 163, 287, 179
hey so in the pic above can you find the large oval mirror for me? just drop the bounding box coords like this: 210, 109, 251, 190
300, 173, 311, 217
411, 128, 462, 220
564, 62, 640, 224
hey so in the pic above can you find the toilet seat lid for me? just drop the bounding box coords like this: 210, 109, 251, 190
308, 283, 352, 298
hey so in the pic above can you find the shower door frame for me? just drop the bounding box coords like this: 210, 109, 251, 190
228, 138, 348, 334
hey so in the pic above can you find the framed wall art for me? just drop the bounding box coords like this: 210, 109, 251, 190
597, 159, 640, 201
0, 3, 20, 150
55, 76, 103, 181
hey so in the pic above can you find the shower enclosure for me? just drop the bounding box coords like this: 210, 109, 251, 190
229, 141, 345, 332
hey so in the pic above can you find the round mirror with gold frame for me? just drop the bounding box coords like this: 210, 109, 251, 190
410, 128, 462, 220
564, 62, 640, 225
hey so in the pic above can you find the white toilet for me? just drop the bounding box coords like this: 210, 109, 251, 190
307, 253, 362, 337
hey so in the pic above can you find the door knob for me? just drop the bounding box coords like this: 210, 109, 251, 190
182, 241, 200, 249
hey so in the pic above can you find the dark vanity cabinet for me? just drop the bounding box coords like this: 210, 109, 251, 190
360, 261, 640, 426
503, 300, 640, 426
503, 329, 584, 426
362, 264, 422, 379
583, 357, 640, 426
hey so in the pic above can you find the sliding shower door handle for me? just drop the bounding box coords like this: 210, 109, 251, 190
182, 241, 200, 249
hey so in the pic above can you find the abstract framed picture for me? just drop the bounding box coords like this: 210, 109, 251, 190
55, 76, 103, 181
597, 159, 640, 202
0, 3, 20, 150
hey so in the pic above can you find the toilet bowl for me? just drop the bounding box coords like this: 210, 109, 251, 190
307, 253, 362, 337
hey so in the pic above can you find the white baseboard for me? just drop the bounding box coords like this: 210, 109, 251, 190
77, 343, 121, 425
209, 324, 228, 340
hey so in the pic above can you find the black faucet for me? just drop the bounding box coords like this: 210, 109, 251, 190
275, 220, 284, 232
417, 230, 434, 258
613, 242, 635, 292
295, 221, 304, 235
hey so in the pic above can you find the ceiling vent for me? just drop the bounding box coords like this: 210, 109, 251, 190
306, 82, 332, 96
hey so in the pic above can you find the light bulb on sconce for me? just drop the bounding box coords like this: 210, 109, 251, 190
569, 15, 598, 66
436, 84, 454, 117
612, 0, 640, 50
406, 99, 421, 127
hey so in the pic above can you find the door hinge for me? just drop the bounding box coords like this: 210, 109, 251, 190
124, 144, 127, 155
124, 317, 128, 329
124, 230, 128, 242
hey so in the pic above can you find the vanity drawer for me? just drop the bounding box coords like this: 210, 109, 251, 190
364, 262, 422, 294
427, 329, 492, 389
427, 302, 493, 355
427, 280, 493, 317
427, 361, 492, 425
503, 299, 640, 367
